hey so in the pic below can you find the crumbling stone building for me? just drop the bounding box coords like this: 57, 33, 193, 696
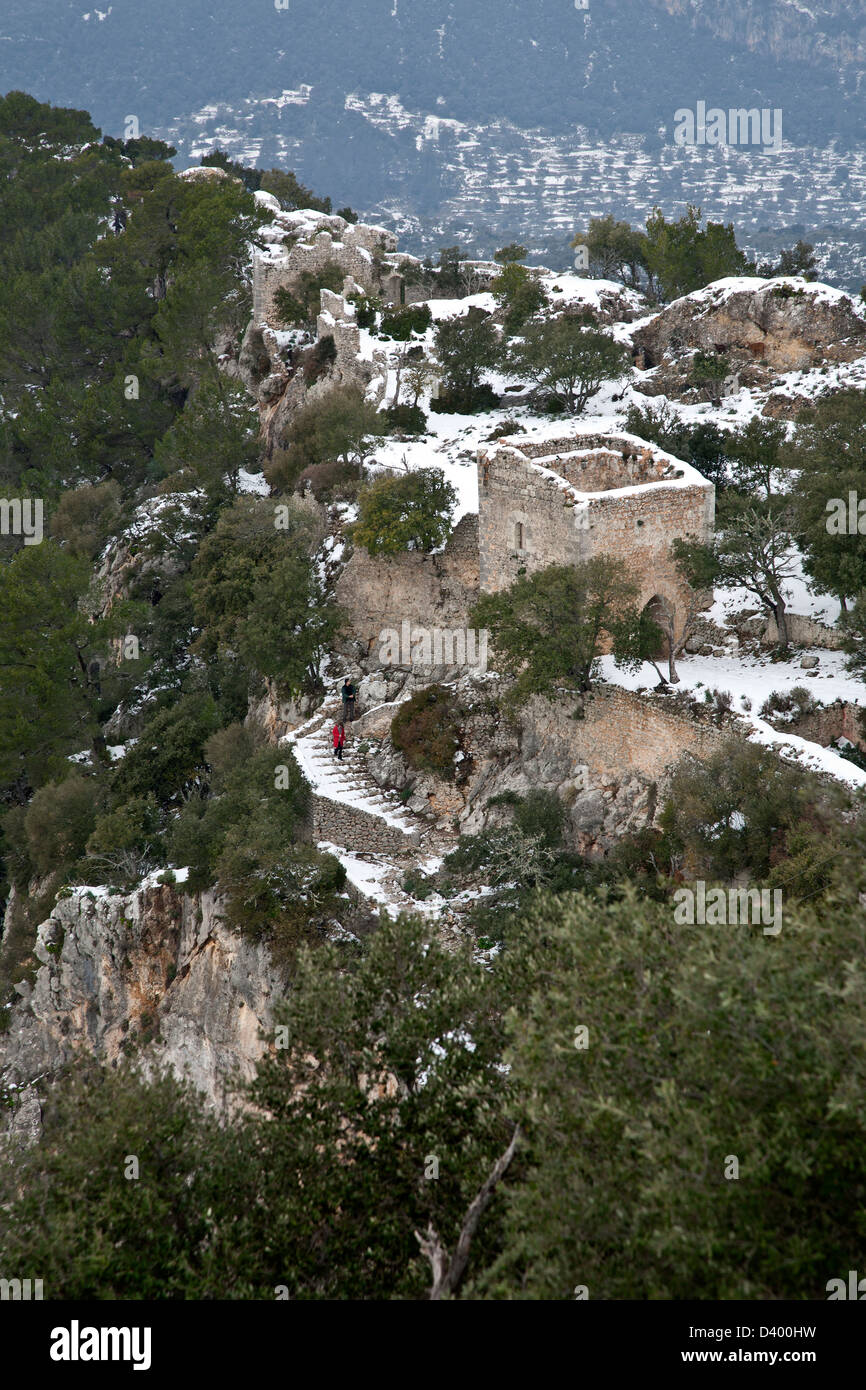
252, 210, 419, 324
477, 426, 715, 637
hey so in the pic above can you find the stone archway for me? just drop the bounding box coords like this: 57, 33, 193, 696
641, 594, 677, 679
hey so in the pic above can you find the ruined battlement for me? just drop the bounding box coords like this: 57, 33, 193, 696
252, 211, 406, 324
477, 425, 715, 637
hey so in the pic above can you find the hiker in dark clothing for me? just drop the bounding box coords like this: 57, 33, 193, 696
332, 720, 346, 761
341, 677, 356, 722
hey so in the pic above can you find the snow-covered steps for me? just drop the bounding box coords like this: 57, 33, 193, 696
285, 706, 452, 857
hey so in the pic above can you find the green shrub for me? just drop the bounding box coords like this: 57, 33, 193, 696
434, 308, 500, 406
770, 283, 806, 301
659, 740, 831, 881
112, 692, 221, 806
350, 467, 456, 556
85, 795, 165, 883
50, 481, 122, 559
265, 387, 382, 490
217, 812, 345, 963
759, 685, 818, 722
487, 788, 566, 846
391, 685, 464, 780
204, 721, 266, 792
401, 868, 435, 900
273, 287, 307, 327
20, 775, 100, 879
691, 350, 730, 385
348, 293, 381, 329
295, 459, 360, 501
492, 262, 548, 331
383, 404, 427, 434
167, 745, 309, 894
380, 304, 432, 340
189, 496, 342, 697
430, 383, 500, 414
274, 260, 345, 326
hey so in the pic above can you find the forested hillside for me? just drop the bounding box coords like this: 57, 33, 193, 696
2, 92, 866, 1304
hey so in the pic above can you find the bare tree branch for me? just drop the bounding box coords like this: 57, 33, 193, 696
414, 1124, 521, 1300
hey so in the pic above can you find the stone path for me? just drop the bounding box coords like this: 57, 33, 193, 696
286, 703, 458, 864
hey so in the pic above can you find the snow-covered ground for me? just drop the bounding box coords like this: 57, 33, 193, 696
598, 649, 866, 788
319, 842, 446, 916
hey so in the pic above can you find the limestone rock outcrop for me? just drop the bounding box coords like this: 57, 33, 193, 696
0, 882, 287, 1126
632, 278, 866, 396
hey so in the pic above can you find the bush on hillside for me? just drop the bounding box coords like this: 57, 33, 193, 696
430, 383, 500, 414
350, 467, 456, 556
379, 304, 432, 340
391, 685, 465, 781
383, 403, 427, 434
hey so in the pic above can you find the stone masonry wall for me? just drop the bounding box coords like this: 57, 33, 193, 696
477, 432, 714, 636
337, 513, 480, 659
780, 700, 866, 752
536, 684, 731, 785
311, 793, 420, 853
763, 611, 846, 649
449, 680, 734, 856
253, 223, 398, 324
515, 685, 734, 855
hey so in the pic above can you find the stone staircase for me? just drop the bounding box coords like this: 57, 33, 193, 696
286, 705, 457, 859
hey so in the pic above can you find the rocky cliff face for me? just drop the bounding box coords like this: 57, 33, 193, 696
647, 0, 865, 72
1, 881, 287, 1138
632, 278, 866, 399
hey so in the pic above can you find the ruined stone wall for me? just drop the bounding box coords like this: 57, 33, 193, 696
478, 445, 590, 589
336, 514, 480, 659
583, 484, 715, 617
509, 433, 664, 469
553, 449, 656, 491
253, 224, 398, 324
535, 684, 730, 784
763, 612, 846, 649
517, 686, 732, 855
477, 434, 714, 632
311, 794, 419, 853
447, 680, 733, 856
780, 700, 866, 751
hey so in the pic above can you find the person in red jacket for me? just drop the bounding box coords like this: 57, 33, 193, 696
332, 720, 346, 761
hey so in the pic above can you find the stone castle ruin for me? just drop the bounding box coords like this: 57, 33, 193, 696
239, 208, 437, 454
477, 427, 715, 639
335, 425, 715, 665
241, 203, 717, 656
251, 207, 422, 324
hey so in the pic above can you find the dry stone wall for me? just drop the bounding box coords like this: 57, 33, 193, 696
776, 699, 866, 751
311, 793, 420, 854
763, 612, 846, 649
536, 684, 731, 784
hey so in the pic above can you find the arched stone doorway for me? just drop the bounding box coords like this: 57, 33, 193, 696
642, 594, 675, 668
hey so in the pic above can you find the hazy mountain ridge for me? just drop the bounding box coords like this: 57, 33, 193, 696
648, 0, 866, 75
2, 1, 865, 277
